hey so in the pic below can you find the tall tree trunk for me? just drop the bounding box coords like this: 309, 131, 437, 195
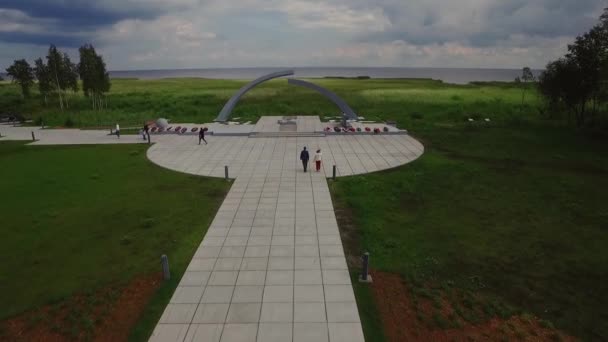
57, 92, 63, 110
577, 101, 587, 127
52, 68, 63, 110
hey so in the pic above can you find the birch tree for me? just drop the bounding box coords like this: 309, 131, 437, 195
5, 59, 35, 98
46, 45, 65, 109
34, 58, 52, 105
78, 44, 111, 110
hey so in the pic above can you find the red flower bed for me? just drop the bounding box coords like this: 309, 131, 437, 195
166, 127, 173, 131
373, 128, 381, 134
174, 126, 182, 132
181, 127, 187, 133
158, 127, 165, 132
365, 127, 371, 132
191, 127, 199, 132
151, 127, 158, 132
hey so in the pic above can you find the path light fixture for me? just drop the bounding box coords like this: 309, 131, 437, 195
161, 254, 170, 280
359, 252, 373, 283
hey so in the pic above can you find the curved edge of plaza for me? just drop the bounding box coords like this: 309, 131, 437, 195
145, 134, 425, 179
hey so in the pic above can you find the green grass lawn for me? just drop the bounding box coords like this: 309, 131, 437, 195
331, 123, 608, 340
0, 141, 230, 332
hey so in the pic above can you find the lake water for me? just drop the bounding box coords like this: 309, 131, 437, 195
109, 67, 532, 85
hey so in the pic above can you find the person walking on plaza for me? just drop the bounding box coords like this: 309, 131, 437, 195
199, 127, 207, 145
313, 149, 322, 172
144, 123, 150, 142
300, 146, 310, 172
115, 123, 120, 139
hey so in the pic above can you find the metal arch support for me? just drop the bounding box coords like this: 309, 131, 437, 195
287, 78, 358, 121
215, 70, 294, 122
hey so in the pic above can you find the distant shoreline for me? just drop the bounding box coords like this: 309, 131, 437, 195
107, 67, 541, 84
1, 67, 542, 85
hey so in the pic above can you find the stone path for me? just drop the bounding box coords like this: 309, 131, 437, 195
0, 125, 147, 145
148, 135, 423, 342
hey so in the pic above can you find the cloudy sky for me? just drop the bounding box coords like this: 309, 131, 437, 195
0, 0, 605, 70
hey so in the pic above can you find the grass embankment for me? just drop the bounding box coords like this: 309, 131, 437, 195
0, 141, 230, 339
331, 123, 608, 340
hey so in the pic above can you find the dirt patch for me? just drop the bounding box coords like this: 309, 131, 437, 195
371, 270, 576, 342
93, 274, 161, 342
330, 185, 363, 269
1, 273, 161, 342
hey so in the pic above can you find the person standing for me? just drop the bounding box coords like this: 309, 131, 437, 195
199, 127, 207, 145
313, 149, 322, 172
144, 124, 150, 142
300, 147, 310, 172
115, 123, 120, 139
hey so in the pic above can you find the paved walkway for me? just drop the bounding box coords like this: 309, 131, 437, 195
148, 135, 423, 342
0, 125, 147, 145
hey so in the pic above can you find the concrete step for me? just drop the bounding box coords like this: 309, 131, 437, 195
249, 132, 325, 138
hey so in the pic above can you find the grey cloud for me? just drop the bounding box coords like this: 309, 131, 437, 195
354, 0, 604, 47
0, 0, 198, 46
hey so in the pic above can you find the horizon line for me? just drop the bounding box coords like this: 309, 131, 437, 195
108, 66, 543, 72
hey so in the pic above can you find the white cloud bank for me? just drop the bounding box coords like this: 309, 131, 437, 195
0, 0, 605, 69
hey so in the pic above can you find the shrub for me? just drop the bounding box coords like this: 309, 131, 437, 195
410, 112, 423, 120
64, 117, 75, 127
141, 218, 156, 229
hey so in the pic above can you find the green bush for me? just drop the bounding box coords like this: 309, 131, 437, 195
64, 117, 75, 127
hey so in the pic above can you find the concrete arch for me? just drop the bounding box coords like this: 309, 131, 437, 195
287, 78, 358, 120
215, 70, 294, 122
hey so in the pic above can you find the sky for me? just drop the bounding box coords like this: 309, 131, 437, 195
0, 0, 605, 70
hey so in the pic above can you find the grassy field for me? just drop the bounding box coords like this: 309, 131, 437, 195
331, 123, 608, 340
0, 141, 230, 338
1, 77, 606, 340
0, 77, 536, 128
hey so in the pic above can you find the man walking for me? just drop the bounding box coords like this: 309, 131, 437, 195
199, 127, 207, 145
115, 123, 120, 139
300, 147, 310, 172
144, 124, 150, 142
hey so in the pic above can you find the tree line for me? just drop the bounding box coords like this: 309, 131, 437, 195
538, 8, 608, 128
4, 44, 110, 111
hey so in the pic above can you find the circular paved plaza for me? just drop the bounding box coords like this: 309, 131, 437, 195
147, 134, 423, 178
